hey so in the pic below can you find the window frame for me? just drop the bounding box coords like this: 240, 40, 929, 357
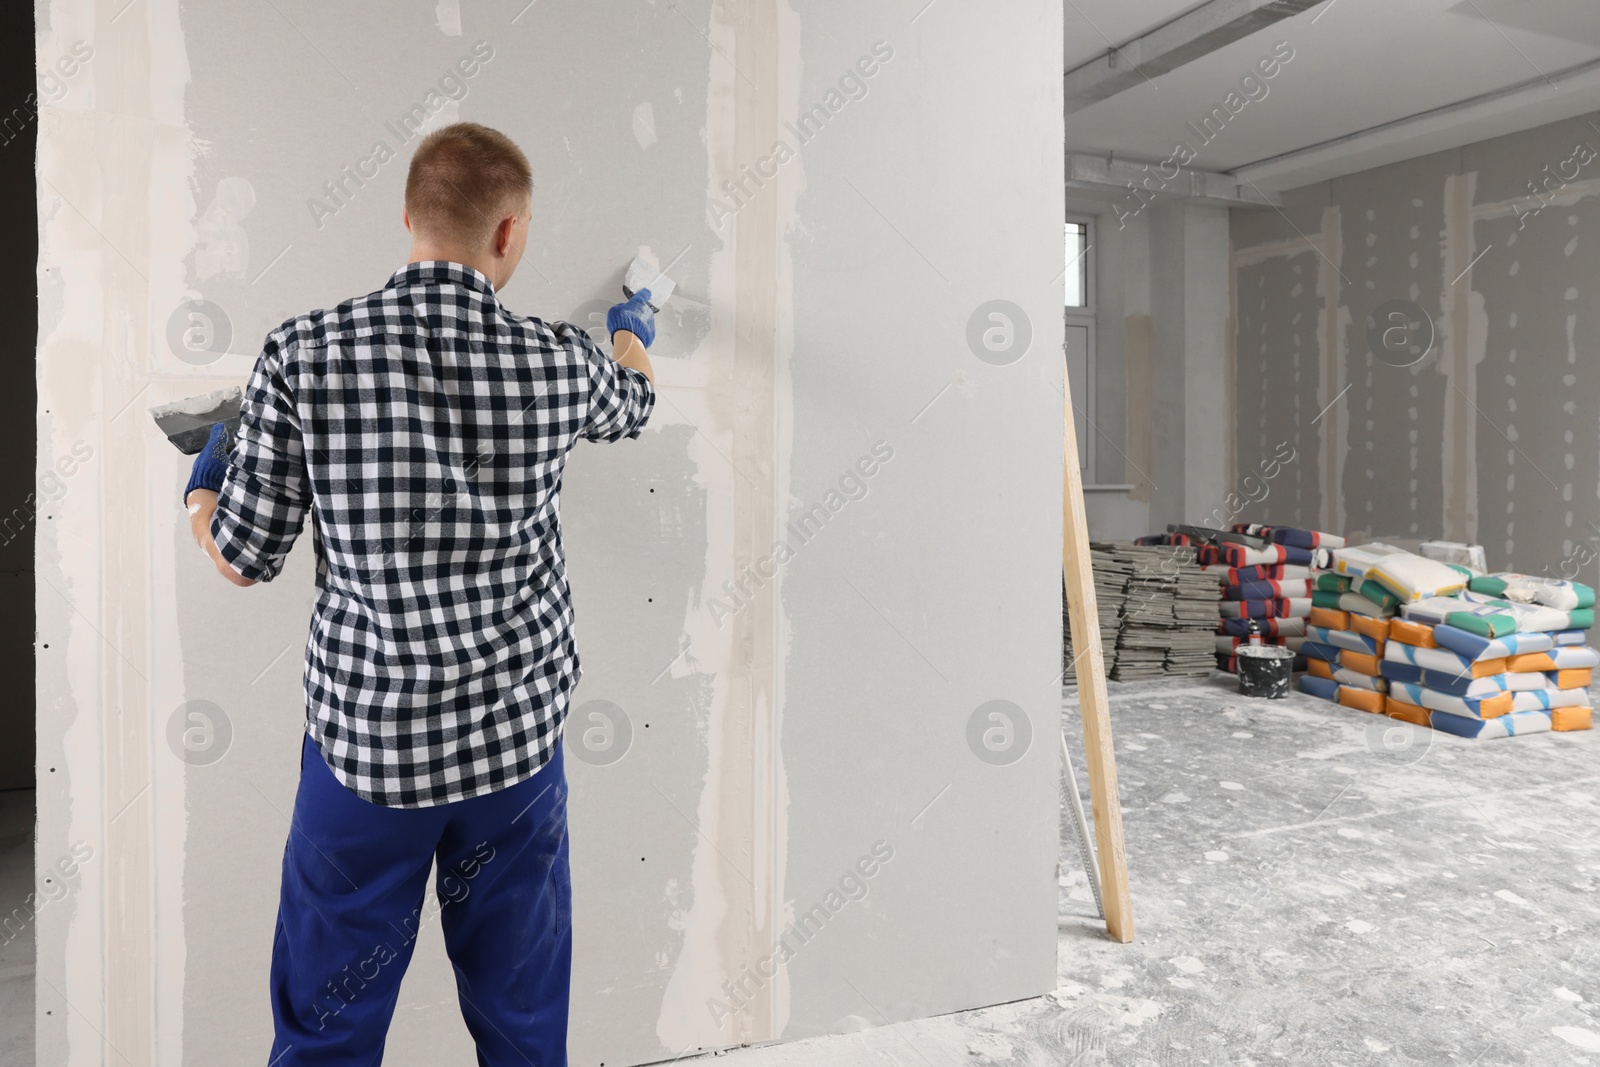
1064, 214, 1096, 480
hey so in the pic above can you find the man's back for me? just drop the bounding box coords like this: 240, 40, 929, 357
211, 259, 654, 806
179, 122, 660, 1064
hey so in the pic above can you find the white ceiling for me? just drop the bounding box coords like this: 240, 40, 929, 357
1064, 0, 1600, 189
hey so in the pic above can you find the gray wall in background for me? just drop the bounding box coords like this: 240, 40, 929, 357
34, 2, 1064, 1064
1230, 112, 1600, 575
1074, 195, 1231, 542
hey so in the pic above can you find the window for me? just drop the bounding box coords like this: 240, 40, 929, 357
1065, 217, 1095, 477
1065, 221, 1089, 309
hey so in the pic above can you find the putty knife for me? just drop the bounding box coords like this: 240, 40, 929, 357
621, 256, 677, 312
148, 386, 242, 454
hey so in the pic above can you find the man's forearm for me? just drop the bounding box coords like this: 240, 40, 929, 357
613, 330, 654, 383
186, 489, 257, 587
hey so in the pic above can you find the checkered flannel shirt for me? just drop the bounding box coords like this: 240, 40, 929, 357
211, 261, 655, 807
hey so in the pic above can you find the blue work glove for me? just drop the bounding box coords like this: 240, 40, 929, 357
183, 421, 231, 505
607, 288, 656, 349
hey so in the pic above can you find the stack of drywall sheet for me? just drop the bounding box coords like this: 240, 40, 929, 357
1170, 564, 1221, 675
1114, 543, 1194, 680
1065, 541, 1216, 681
1062, 543, 1131, 680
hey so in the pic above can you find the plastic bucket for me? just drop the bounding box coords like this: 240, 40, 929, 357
1236, 644, 1294, 699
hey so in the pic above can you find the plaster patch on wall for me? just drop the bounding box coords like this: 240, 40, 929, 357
1439, 172, 1484, 544
435, 0, 462, 36
193, 176, 255, 280
633, 101, 658, 150
37, 0, 202, 1063
655, 0, 799, 1052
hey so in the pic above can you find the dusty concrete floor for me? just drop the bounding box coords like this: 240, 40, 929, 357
700, 676, 1600, 1067
4, 677, 1599, 1066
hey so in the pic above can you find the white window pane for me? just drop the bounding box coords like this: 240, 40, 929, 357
1065, 222, 1087, 308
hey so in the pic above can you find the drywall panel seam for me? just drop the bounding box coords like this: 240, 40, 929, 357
765, 0, 799, 1039
656, 0, 792, 1052
38, 1, 195, 1062
1472, 175, 1600, 222
1440, 172, 1480, 542
1231, 233, 1321, 268
1319, 206, 1345, 535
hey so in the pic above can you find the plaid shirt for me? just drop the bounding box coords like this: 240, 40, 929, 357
211, 261, 655, 807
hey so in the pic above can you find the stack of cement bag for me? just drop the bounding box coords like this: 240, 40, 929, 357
1298, 543, 1464, 709
1298, 551, 1596, 738
1207, 524, 1344, 673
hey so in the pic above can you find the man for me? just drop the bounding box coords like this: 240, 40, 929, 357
182, 121, 657, 1065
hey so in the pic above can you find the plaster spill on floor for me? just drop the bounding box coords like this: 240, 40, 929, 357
1337, 827, 1364, 838
1203, 850, 1228, 862
1553, 1026, 1600, 1052
1161, 792, 1190, 804
1168, 956, 1204, 974
1556, 987, 1585, 1003
1149, 703, 1168, 709
1098, 968, 1135, 990
1297, 742, 1364, 761
1220, 781, 1244, 791
1345, 919, 1375, 934
965, 1033, 1013, 1060
1494, 889, 1534, 907
1232, 731, 1254, 738
1094, 994, 1163, 1028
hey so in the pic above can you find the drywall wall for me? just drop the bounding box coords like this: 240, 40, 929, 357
1230, 112, 1600, 575
34, 1, 1065, 1064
